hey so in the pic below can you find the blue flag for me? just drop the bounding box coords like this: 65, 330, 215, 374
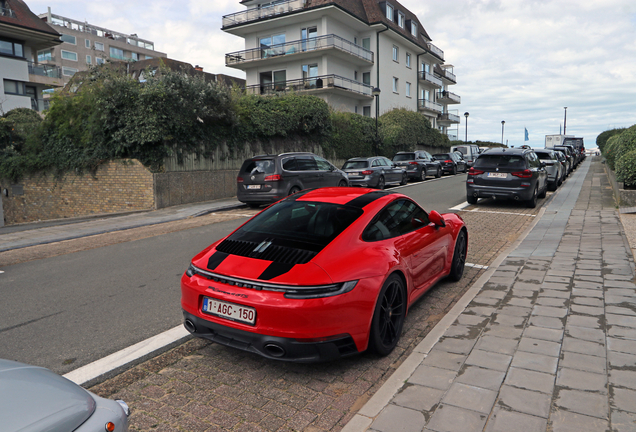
524, 128, 529, 141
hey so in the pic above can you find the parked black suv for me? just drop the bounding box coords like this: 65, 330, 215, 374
392, 151, 442, 181
466, 148, 548, 208
237, 152, 348, 207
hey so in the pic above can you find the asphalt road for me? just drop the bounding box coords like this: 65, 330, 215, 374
0, 173, 469, 375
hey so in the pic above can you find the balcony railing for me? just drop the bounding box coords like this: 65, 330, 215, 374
438, 113, 461, 123
426, 42, 444, 60
245, 74, 373, 97
419, 71, 443, 88
436, 90, 461, 104
223, 0, 306, 28
28, 62, 62, 79
418, 99, 443, 113
439, 68, 456, 83
0, 6, 16, 18
226, 34, 373, 66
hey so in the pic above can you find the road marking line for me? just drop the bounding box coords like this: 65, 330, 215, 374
63, 325, 189, 386
449, 202, 470, 211
465, 262, 489, 270
470, 209, 536, 217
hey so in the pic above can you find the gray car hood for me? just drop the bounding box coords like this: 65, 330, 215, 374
0, 359, 95, 432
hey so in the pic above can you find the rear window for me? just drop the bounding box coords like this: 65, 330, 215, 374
433, 154, 451, 160
393, 153, 415, 161
454, 146, 468, 155
535, 152, 553, 160
343, 160, 368, 169
473, 154, 527, 169
241, 158, 275, 174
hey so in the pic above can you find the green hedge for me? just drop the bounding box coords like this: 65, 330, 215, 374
603, 135, 621, 170
597, 128, 625, 153
616, 148, 636, 187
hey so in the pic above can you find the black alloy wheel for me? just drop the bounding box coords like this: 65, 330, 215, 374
467, 195, 477, 205
377, 176, 385, 190
338, 180, 347, 187
436, 168, 441, 178
288, 186, 301, 196
526, 185, 538, 208
369, 274, 406, 356
400, 172, 408, 185
419, 168, 427, 181
452, 165, 457, 175
448, 230, 467, 281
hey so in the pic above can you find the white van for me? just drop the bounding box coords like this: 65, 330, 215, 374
451, 144, 481, 167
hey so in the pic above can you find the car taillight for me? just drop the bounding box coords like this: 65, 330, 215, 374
237, 176, 244, 183
511, 169, 533, 178
409, 161, 419, 165
444, 160, 452, 163
264, 174, 282, 182
361, 170, 373, 175
468, 167, 484, 176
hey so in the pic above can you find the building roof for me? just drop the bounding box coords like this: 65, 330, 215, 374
0, 0, 60, 38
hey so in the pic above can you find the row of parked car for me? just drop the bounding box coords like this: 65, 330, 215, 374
237, 150, 471, 207
466, 143, 586, 208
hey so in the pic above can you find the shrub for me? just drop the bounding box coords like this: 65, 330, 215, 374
379, 108, 450, 156
616, 148, 636, 187
603, 135, 621, 170
613, 125, 636, 167
597, 128, 625, 153
324, 111, 375, 160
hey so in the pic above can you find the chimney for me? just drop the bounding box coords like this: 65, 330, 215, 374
194, 65, 203, 71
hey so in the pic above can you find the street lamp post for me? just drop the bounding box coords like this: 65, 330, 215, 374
464, 112, 469, 143
372, 87, 381, 155
563, 107, 568, 135
501, 120, 505, 145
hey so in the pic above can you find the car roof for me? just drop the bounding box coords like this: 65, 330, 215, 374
346, 156, 382, 161
288, 187, 405, 209
478, 148, 529, 155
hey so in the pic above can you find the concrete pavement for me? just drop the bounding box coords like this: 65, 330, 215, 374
345, 157, 636, 432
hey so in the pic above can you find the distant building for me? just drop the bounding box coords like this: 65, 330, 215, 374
222, 0, 461, 139
0, 0, 61, 113
126, 58, 246, 88
37, 7, 167, 84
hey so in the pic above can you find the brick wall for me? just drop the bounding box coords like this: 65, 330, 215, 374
1, 160, 154, 225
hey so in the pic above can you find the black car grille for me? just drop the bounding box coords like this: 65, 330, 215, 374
216, 239, 317, 265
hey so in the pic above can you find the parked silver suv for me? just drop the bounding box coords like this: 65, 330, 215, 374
237, 152, 348, 207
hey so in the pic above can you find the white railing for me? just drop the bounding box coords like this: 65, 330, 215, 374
222, 0, 306, 28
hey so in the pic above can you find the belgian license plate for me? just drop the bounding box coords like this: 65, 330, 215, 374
202, 297, 256, 325
246, 185, 261, 190
487, 172, 507, 178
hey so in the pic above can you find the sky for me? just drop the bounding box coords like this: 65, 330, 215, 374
27, 0, 636, 149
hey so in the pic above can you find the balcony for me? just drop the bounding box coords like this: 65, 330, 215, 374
435, 65, 456, 84
245, 74, 373, 98
0, 6, 16, 18
28, 62, 62, 79
418, 99, 443, 114
226, 34, 373, 69
223, 0, 305, 29
436, 90, 461, 104
426, 42, 444, 60
418, 71, 442, 88
438, 113, 461, 124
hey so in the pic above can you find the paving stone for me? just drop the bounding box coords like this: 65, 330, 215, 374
465, 306, 497, 317
571, 296, 603, 307
571, 288, 604, 298
504, 367, 555, 394
609, 326, 636, 341
609, 352, 636, 369
528, 315, 565, 330
532, 305, 569, 318
483, 324, 524, 339
435, 337, 479, 355
457, 314, 490, 327
496, 385, 551, 418
570, 304, 605, 316
606, 306, 636, 317
465, 349, 512, 372
523, 326, 564, 342
498, 305, 533, 317
608, 337, 636, 355
554, 389, 609, 419
613, 388, 636, 414
425, 404, 488, 432
535, 297, 567, 307
566, 315, 603, 329
611, 409, 636, 432
561, 351, 607, 374
393, 385, 444, 412
442, 382, 498, 414
557, 368, 607, 393
484, 407, 547, 432
550, 409, 609, 431
475, 335, 519, 355
479, 290, 507, 299
541, 282, 570, 291
370, 404, 425, 432
510, 351, 559, 374
606, 288, 636, 297
409, 365, 457, 390
565, 325, 605, 343
455, 365, 506, 391
444, 324, 480, 339
610, 370, 636, 391
518, 337, 562, 357
606, 295, 636, 305
422, 350, 466, 372
492, 313, 526, 327
538, 289, 570, 299
505, 297, 534, 308
563, 337, 606, 358
510, 288, 536, 298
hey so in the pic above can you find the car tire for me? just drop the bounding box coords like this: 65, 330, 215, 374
467, 195, 477, 205
369, 274, 406, 356
538, 183, 547, 199
338, 180, 347, 187
288, 186, 301, 196
448, 230, 467, 281
526, 186, 538, 208
549, 180, 557, 191
377, 176, 385, 190
419, 168, 427, 181
452, 165, 457, 175
436, 167, 441, 178
247, 203, 261, 209
400, 172, 407, 185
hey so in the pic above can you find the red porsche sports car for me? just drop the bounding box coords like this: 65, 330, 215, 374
181, 188, 467, 362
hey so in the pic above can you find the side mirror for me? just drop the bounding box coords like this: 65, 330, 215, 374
429, 210, 446, 228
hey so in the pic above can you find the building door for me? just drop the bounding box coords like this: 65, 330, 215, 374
26, 86, 38, 111
301, 27, 317, 51
302, 64, 318, 88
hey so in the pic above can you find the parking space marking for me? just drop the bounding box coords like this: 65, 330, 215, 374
465, 262, 489, 270
469, 209, 536, 217
449, 202, 470, 211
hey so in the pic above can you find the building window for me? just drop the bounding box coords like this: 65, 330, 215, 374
86, 55, 92, 64
0, 38, 24, 57
406, 53, 411, 68
363, 72, 371, 85
85, 39, 90, 48
60, 34, 76, 44
393, 77, 398, 93
406, 82, 411, 97
301, 27, 317, 51
145, 55, 153, 60
95, 42, 104, 51
260, 33, 286, 56
37, 49, 53, 62
96, 57, 105, 65
363, 106, 371, 117
131, 52, 138, 61
392, 45, 398, 62
411, 22, 418, 37
354, 71, 358, 81
386, 3, 393, 21
109, 47, 124, 60
61, 50, 78, 61
3, 79, 26, 95
62, 67, 78, 76
362, 37, 370, 50
398, 12, 405, 28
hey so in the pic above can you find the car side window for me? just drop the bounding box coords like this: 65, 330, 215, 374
296, 156, 318, 171
282, 157, 297, 171
362, 199, 430, 242
527, 152, 540, 168
372, 159, 382, 167
381, 158, 390, 166
314, 156, 332, 171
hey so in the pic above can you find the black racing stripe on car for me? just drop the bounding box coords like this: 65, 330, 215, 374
207, 251, 229, 271
258, 262, 296, 280
346, 190, 395, 209
283, 188, 316, 202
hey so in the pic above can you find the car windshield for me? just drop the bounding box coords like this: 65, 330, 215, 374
343, 160, 369, 169
393, 153, 415, 161
230, 200, 364, 248
241, 158, 275, 175
433, 154, 451, 160
473, 154, 526, 169
535, 152, 553, 160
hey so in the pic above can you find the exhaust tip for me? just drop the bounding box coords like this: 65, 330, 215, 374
263, 343, 286, 358
184, 319, 196, 333
514, 196, 520, 201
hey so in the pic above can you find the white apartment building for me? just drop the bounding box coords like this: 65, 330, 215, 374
222, 0, 460, 138
0, 0, 61, 113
